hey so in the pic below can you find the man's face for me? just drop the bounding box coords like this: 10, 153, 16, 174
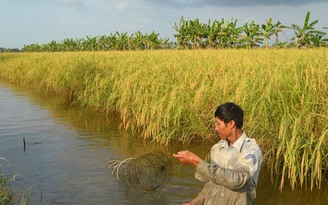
214, 118, 232, 140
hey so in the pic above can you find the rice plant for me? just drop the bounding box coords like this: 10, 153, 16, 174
0, 48, 327, 191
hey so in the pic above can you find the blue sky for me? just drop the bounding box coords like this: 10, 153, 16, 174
1, 0, 327, 49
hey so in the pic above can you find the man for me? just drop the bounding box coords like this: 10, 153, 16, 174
173, 102, 262, 205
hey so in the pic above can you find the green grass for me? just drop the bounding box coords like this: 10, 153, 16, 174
0, 158, 13, 204
0, 158, 30, 205
0, 173, 14, 204
0, 49, 327, 191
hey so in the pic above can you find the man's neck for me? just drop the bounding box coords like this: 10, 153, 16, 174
227, 129, 243, 146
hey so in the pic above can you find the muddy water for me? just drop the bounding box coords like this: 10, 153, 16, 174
0, 80, 327, 205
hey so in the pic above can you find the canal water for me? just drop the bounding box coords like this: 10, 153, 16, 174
0, 80, 327, 205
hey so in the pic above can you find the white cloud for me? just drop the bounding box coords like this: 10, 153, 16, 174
117, 0, 140, 12
50, 0, 85, 9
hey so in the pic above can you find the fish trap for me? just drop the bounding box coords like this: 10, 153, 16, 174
108, 151, 173, 193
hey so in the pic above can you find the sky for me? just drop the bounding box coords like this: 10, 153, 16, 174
1, 0, 328, 49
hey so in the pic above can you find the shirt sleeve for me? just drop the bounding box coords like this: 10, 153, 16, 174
191, 181, 210, 205
195, 148, 262, 190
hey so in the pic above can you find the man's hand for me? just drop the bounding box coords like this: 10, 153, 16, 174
173, 150, 201, 166
182, 202, 195, 205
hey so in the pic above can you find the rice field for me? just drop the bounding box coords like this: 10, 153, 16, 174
0, 49, 327, 191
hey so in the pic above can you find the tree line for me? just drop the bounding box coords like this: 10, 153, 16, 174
22, 31, 174, 52
173, 12, 327, 49
0, 47, 20, 52
1, 11, 327, 52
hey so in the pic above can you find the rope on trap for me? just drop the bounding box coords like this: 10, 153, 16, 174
108, 151, 173, 192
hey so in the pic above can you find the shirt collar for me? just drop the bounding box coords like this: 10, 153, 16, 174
218, 132, 247, 151
231, 132, 247, 152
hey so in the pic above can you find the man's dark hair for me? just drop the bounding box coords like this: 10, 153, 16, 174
214, 102, 244, 129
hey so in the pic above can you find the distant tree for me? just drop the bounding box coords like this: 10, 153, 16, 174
291, 11, 326, 48
260, 18, 288, 49
203, 19, 220, 48
219, 18, 243, 48
0, 47, 21, 52
272, 21, 289, 48
18, 14, 328, 52
173, 17, 192, 49
320, 26, 328, 46
241, 20, 263, 49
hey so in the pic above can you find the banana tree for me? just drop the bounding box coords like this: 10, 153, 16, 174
97, 35, 110, 51
260, 18, 276, 49
82, 36, 97, 51
132, 31, 144, 50
224, 18, 243, 48
117, 32, 129, 50
48, 40, 59, 52
260, 18, 274, 49
271, 21, 288, 48
108, 33, 119, 50
216, 18, 230, 48
241, 20, 263, 48
60, 38, 81, 51
173, 17, 192, 49
203, 19, 220, 48
290, 11, 325, 48
321, 27, 328, 46
189, 19, 206, 49
260, 18, 288, 49
143, 31, 161, 50
23, 43, 41, 52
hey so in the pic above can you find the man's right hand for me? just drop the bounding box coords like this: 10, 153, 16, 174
173, 150, 201, 166
182, 202, 195, 205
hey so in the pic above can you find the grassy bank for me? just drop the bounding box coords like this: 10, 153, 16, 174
1, 158, 29, 205
0, 49, 327, 190
0, 173, 14, 204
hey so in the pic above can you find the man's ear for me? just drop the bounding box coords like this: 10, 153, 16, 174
228, 120, 236, 129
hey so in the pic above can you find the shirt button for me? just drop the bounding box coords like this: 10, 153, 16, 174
221, 193, 224, 197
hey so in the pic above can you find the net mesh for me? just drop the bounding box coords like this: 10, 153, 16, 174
108, 151, 173, 193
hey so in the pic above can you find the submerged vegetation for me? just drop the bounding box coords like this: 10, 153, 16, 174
0, 49, 327, 191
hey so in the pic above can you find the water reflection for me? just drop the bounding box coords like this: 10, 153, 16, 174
0, 80, 327, 205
